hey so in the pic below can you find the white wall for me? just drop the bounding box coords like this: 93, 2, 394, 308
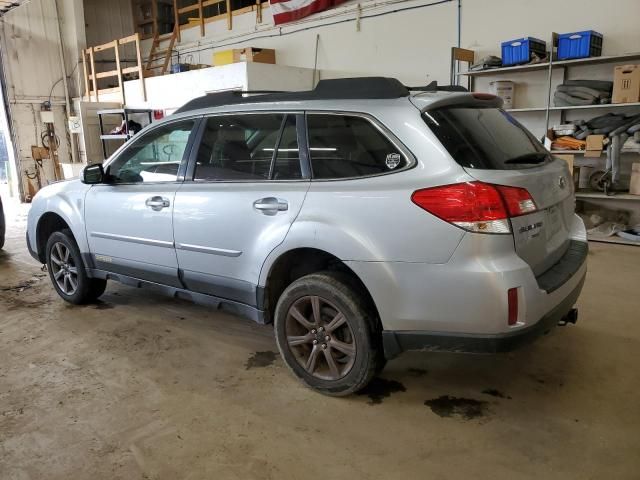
154, 0, 459, 87
146, 0, 640, 87
0, 0, 85, 200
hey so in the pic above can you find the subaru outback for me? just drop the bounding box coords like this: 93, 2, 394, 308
26, 77, 587, 395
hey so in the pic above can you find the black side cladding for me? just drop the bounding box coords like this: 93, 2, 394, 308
174, 77, 410, 114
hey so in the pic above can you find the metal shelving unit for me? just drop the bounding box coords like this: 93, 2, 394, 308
459, 44, 640, 246
98, 108, 153, 159
576, 191, 640, 201
460, 52, 640, 77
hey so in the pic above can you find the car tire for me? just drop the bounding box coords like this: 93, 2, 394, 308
274, 271, 383, 396
46, 229, 107, 304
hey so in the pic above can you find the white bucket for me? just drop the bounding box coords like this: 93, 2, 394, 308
490, 80, 515, 109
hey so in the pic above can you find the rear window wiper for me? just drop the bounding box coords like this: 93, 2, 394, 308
503, 152, 549, 165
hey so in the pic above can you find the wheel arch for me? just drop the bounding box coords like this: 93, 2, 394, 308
35, 211, 83, 264
260, 247, 382, 327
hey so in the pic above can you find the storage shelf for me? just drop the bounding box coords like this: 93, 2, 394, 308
550, 102, 640, 111
505, 107, 547, 112
587, 234, 640, 246
576, 191, 640, 201
100, 134, 129, 140
458, 51, 640, 77
97, 108, 153, 115
549, 150, 640, 155
507, 102, 640, 113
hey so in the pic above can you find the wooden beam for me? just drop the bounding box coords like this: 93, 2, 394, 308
256, 0, 262, 23
152, 0, 159, 37
203, 4, 261, 25
114, 39, 125, 104
178, 4, 199, 14
122, 66, 141, 74
94, 40, 118, 53
118, 34, 139, 45
134, 33, 147, 101
89, 47, 98, 102
199, 0, 204, 37
173, 0, 181, 42
226, 0, 232, 30
82, 50, 89, 98
93, 70, 119, 79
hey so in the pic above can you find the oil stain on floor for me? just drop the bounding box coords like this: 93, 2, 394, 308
245, 351, 278, 370
357, 378, 406, 405
424, 395, 488, 420
481, 388, 512, 399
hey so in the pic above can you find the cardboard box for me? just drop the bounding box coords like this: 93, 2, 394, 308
555, 154, 575, 172
612, 64, 640, 104
584, 134, 605, 158
630, 163, 640, 195
213, 47, 276, 67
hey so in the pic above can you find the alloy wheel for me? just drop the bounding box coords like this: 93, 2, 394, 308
49, 242, 79, 296
285, 295, 357, 381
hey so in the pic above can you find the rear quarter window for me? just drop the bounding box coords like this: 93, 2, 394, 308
423, 107, 550, 170
307, 114, 408, 179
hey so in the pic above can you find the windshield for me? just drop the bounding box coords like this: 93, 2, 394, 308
423, 107, 550, 170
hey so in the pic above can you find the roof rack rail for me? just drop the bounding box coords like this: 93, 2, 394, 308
174, 77, 410, 114
408, 81, 469, 92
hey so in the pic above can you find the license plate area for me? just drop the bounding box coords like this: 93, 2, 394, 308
546, 205, 562, 240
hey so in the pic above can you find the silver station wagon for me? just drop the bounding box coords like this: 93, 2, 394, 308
27, 77, 587, 395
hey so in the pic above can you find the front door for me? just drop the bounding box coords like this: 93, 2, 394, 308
173, 113, 309, 305
85, 118, 198, 287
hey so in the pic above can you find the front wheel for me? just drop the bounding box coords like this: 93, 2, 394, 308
46, 229, 107, 304
274, 271, 383, 396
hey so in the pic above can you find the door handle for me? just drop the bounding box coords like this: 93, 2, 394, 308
145, 196, 170, 211
253, 197, 288, 215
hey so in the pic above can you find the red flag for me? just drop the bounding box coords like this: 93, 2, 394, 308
270, 0, 348, 25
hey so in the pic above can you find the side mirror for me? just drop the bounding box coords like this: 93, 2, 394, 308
81, 164, 105, 184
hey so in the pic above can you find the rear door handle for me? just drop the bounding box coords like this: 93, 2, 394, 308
145, 196, 171, 211
253, 197, 288, 215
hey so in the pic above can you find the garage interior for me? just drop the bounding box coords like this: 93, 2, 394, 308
1, 0, 639, 478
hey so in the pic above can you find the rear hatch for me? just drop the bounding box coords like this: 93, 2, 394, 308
420, 97, 573, 276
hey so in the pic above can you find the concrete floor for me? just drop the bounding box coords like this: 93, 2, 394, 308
1, 195, 639, 480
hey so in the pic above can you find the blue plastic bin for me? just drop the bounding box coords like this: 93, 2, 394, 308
501, 37, 547, 66
557, 30, 603, 60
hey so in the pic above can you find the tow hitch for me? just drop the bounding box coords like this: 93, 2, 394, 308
558, 308, 578, 326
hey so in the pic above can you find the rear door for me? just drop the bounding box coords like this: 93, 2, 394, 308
173, 112, 309, 305
423, 105, 574, 275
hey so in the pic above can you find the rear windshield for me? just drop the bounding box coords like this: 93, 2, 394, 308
423, 107, 550, 170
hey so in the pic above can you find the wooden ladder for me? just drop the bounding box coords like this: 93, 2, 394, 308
144, 25, 178, 76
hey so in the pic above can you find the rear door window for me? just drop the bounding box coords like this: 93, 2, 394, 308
194, 113, 302, 181
423, 107, 550, 170
307, 114, 408, 179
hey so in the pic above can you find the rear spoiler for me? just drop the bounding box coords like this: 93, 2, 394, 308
413, 91, 504, 111
407, 81, 469, 93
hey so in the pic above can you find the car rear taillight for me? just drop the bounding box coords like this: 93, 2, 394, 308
411, 181, 537, 234
494, 184, 537, 217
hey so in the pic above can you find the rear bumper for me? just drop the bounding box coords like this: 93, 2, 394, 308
382, 273, 585, 358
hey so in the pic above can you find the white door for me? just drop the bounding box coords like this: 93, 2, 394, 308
173, 113, 309, 305
85, 118, 198, 287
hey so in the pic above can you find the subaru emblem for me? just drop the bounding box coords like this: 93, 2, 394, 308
558, 176, 566, 189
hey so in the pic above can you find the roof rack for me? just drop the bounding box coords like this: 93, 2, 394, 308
174, 77, 410, 114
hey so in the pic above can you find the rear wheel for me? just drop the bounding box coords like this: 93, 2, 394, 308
274, 271, 383, 396
46, 229, 107, 304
